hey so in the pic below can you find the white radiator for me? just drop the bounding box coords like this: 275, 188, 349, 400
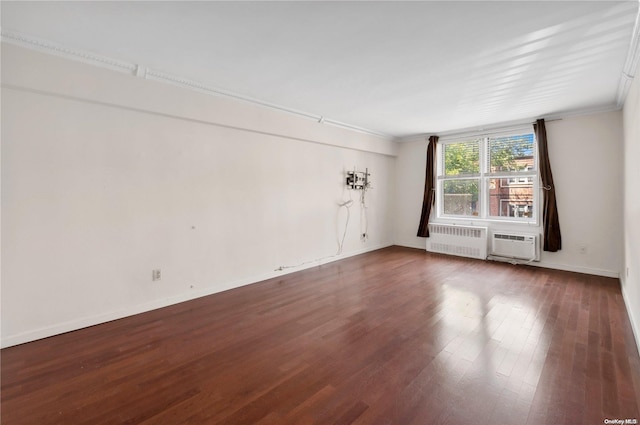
490, 232, 540, 261
426, 224, 488, 260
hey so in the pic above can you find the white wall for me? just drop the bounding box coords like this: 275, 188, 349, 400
393, 139, 428, 250
394, 110, 625, 278
1, 44, 396, 347
543, 111, 624, 276
622, 61, 640, 352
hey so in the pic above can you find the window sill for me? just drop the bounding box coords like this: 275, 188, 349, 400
433, 216, 540, 227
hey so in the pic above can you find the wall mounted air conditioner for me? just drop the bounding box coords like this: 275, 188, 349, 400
490, 232, 540, 261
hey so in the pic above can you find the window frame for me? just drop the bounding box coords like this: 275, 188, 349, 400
436, 127, 539, 224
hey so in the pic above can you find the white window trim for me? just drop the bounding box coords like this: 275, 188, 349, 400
436, 128, 539, 225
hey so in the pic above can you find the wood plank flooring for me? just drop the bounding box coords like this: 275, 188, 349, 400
3, 246, 640, 424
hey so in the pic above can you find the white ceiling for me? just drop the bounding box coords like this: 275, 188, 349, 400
2, 1, 639, 138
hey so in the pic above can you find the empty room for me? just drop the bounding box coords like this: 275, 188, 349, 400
2, 1, 640, 424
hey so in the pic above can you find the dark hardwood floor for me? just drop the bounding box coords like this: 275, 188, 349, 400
3, 246, 640, 424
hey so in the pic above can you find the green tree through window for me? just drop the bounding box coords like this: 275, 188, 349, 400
440, 132, 536, 220
489, 134, 534, 172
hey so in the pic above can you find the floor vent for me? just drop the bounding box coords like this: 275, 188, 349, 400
426, 224, 488, 260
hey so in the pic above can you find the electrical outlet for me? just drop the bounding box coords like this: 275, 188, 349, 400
152, 269, 161, 281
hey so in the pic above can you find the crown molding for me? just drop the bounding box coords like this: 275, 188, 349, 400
144, 69, 320, 121
1, 29, 392, 140
1, 30, 137, 74
394, 134, 432, 144
616, 0, 640, 107
145, 69, 392, 139
395, 103, 622, 143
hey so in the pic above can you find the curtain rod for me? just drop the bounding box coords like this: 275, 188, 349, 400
435, 118, 562, 141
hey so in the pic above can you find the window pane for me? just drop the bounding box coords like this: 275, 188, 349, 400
443, 179, 479, 216
488, 134, 534, 172
488, 177, 534, 218
443, 141, 480, 175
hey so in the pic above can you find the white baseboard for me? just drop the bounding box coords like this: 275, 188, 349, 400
1, 242, 393, 348
394, 241, 426, 250
525, 260, 620, 279
621, 278, 640, 357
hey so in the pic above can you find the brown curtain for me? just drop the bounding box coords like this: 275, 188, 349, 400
534, 119, 562, 252
417, 135, 438, 237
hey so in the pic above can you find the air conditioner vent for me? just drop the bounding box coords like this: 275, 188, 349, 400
491, 232, 539, 261
494, 233, 527, 241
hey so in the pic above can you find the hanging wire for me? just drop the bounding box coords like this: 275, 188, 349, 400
360, 185, 369, 242
275, 199, 353, 271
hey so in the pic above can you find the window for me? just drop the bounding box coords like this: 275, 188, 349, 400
438, 129, 537, 223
